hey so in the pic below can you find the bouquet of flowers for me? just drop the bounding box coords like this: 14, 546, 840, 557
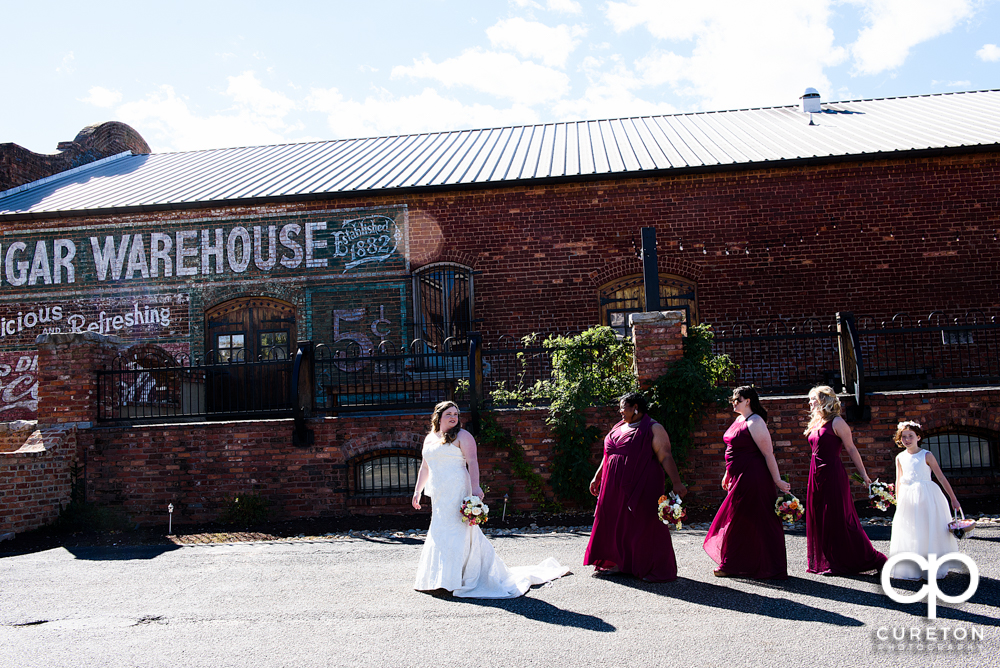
868, 479, 896, 512
657, 492, 686, 530
775, 492, 803, 523
461, 495, 489, 526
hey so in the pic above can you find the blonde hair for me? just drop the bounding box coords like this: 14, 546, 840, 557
804, 385, 842, 435
430, 401, 462, 444
893, 420, 924, 447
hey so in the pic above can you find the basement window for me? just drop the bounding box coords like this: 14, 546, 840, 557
354, 454, 421, 497
923, 431, 996, 475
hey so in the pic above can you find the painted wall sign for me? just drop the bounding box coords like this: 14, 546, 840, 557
0, 352, 37, 419
0, 206, 407, 294
0, 293, 190, 347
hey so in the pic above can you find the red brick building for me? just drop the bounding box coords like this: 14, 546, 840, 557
1, 89, 997, 530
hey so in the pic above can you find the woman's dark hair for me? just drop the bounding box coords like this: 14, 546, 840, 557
619, 392, 648, 414
733, 385, 767, 422
430, 401, 462, 444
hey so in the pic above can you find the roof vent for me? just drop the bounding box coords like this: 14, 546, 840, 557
800, 87, 821, 113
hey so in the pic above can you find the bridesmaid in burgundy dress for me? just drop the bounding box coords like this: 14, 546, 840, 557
584, 392, 687, 582
703, 386, 791, 579
804, 386, 887, 575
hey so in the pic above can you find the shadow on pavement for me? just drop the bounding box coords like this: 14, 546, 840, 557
450, 589, 616, 632
728, 574, 1000, 626
64, 544, 182, 561
610, 576, 864, 626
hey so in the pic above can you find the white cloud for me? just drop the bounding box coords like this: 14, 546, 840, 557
551, 54, 679, 120
547, 0, 582, 13
225, 71, 296, 125
849, 0, 976, 75
605, 1, 846, 110
487, 18, 586, 67
81, 86, 122, 108
115, 77, 299, 151
977, 43, 1000, 62
57, 51, 75, 75
392, 48, 571, 105
307, 86, 540, 138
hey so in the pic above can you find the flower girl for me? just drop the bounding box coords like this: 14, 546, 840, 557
888, 421, 962, 580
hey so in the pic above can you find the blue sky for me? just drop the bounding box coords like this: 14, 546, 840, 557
3, 0, 999, 153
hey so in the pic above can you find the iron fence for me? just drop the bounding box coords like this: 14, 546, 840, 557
481, 345, 555, 408
712, 320, 841, 395
96, 311, 1000, 424
855, 312, 1000, 389
315, 342, 468, 413
97, 346, 294, 423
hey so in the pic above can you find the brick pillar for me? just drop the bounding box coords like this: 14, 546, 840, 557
630, 311, 686, 388
36, 332, 123, 427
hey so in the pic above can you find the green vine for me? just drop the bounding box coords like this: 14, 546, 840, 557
477, 411, 554, 509
646, 323, 736, 467
538, 327, 636, 505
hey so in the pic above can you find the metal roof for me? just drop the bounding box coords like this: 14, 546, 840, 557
3, 89, 1000, 218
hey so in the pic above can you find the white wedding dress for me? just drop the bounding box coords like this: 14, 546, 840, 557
888, 449, 960, 580
413, 434, 569, 598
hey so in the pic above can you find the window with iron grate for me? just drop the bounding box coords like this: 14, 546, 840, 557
354, 453, 422, 497
922, 430, 997, 474
411, 263, 474, 351
599, 274, 697, 337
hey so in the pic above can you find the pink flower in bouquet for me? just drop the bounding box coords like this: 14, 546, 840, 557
775, 492, 803, 523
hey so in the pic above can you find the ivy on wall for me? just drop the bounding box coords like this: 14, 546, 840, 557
488, 327, 635, 506
646, 323, 736, 467
483, 324, 732, 506
476, 411, 553, 509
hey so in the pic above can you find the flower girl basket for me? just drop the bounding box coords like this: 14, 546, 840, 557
948, 508, 976, 539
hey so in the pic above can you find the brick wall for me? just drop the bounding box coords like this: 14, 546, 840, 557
72, 388, 997, 528
0, 426, 76, 534
685, 389, 1000, 506
0, 121, 150, 191
0, 420, 36, 453
1, 151, 997, 349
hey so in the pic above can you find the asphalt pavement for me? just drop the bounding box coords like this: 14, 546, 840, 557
1, 525, 997, 668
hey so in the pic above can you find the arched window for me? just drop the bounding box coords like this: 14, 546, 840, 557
599, 274, 697, 336
354, 452, 422, 497
411, 263, 474, 350
923, 430, 996, 475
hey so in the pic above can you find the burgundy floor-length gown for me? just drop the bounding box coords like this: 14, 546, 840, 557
584, 414, 677, 582
703, 417, 788, 579
806, 421, 887, 575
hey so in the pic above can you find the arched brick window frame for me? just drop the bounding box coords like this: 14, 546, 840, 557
411, 262, 474, 351
350, 448, 422, 498
921, 426, 998, 476
598, 273, 698, 336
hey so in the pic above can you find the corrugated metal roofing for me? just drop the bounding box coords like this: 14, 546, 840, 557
3, 89, 1000, 217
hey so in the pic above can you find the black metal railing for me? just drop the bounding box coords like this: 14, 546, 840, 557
855, 312, 1000, 389
97, 310, 1000, 425
712, 320, 841, 395
315, 342, 469, 413
481, 345, 555, 408
97, 346, 293, 423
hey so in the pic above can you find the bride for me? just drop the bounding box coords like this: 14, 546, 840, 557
412, 401, 569, 598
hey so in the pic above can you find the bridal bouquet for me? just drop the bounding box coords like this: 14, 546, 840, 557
868, 479, 896, 512
461, 495, 489, 526
657, 492, 686, 530
775, 492, 803, 523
